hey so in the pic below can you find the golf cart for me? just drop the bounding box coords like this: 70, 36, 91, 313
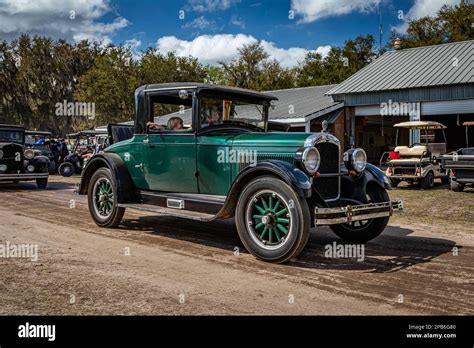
380, 121, 449, 189
59, 130, 106, 177
441, 121, 474, 192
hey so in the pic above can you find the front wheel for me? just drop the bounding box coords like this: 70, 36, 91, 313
59, 162, 75, 177
420, 171, 435, 189
329, 184, 390, 243
87, 167, 125, 227
235, 176, 310, 263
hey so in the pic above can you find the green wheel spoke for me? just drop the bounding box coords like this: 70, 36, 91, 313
277, 218, 289, 223
254, 204, 265, 214
276, 224, 288, 234
259, 226, 268, 239
272, 201, 280, 212
255, 222, 264, 229
252, 214, 263, 219
275, 208, 287, 217
273, 229, 281, 242
261, 197, 269, 211
268, 229, 273, 243
268, 195, 273, 210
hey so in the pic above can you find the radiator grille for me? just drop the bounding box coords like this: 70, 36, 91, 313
313, 142, 340, 200
0, 143, 24, 173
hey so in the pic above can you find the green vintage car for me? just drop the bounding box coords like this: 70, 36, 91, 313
78, 83, 402, 263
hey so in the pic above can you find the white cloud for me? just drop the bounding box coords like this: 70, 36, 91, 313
230, 15, 246, 29
392, 0, 459, 34
182, 16, 213, 29
187, 0, 240, 12
291, 0, 382, 23
0, 0, 128, 44
156, 34, 331, 68
125, 38, 142, 60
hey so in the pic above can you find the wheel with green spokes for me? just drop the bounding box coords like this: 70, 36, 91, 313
87, 167, 125, 227
236, 176, 310, 263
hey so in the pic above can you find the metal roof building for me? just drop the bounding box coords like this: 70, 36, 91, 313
326, 40, 474, 161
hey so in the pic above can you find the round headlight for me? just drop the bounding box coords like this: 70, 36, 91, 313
352, 148, 367, 172
24, 149, 35, 160
27, 164, 35, 172
0, 164, 7, 172
302, 147, 321, 174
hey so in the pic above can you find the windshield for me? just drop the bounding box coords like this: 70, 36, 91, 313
0, 129, 23, 144
199, 96, 267, 131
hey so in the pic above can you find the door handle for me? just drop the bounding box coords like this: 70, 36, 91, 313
135, 163, 144, 171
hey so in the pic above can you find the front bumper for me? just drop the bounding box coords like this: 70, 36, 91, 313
315, 200, 403, 225
0, 172, 49, 181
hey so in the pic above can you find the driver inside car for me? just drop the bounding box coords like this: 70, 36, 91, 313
146, 116, 185, 131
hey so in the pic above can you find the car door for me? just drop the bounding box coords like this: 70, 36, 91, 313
143, 132, 197, 193
141, 90, 198, 193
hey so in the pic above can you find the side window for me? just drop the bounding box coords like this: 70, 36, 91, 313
147, 91, 193, 133
200, 98, 224, 128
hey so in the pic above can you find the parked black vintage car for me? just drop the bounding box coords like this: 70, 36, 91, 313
25, 130, 58, 174
441, 122, 474, 192
0, 124, 49, 188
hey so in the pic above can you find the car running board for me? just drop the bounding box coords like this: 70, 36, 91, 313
117, 203, 217, 222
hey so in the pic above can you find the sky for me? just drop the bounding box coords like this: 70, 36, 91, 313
0, 0, 462, 67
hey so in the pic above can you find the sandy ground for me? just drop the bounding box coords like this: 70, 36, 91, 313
0, 176, 472, 315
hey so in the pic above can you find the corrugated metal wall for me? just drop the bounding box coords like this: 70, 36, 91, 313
332, 84, 474, 106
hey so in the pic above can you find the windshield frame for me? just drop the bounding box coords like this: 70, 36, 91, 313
0, 127, 25, 144
196, 91, 270, 135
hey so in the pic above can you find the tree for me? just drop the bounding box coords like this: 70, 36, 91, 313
392, 3, 473, 49
220, 42, 296, 91
297, 35, 376, 86
139, 49, 207, 85
0, 34, 97, 134
74, 45, 138, 129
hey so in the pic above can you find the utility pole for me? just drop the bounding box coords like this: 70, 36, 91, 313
379, 11, 383, 54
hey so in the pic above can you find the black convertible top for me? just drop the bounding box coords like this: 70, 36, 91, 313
0, 124, 25, 130
137, 82, 278, 102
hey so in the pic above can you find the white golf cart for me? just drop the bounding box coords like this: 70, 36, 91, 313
380, 121, 449, 189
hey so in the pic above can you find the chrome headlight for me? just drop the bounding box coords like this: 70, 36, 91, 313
26, 164, 35, 172
344, 148, 367, 173
295, 147, 320, 174
0, 164, 7, 172
24, 149, 35, 160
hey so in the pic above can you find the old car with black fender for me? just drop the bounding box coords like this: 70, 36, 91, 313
0, 124, 49, 188
78, 83, 403, 263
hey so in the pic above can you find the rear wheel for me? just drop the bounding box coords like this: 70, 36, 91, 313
450, 179, 464, 192
420, 171, 435, 189
87, 167, 125, 227
59, 162, 75, 177
235, 176, 310, 263
329, 184, 390, 243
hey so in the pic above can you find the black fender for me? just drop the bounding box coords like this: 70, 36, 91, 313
78, 153, 137, 203
33, 155, 50, 163
32, 155, 50, 173
218, 160, 312, 219
340, 163, 391, 204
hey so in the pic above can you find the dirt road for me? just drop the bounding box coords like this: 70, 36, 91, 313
0, 177, 472, 315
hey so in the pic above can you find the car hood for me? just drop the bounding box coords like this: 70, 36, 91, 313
229, 132, 312, 148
